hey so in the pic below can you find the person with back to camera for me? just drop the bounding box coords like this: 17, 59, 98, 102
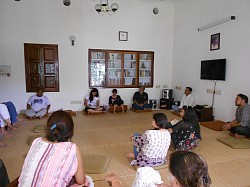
0, 103, 17, 134
25, 88, 51, 119
18, 110, 94, 187
2, 101, 22, 128
109, 89, 125, 113
106, 150, 212, 187
222, 93, 250, 138
127, 113, 171, 167
132, 86, 151, 110
168, 106, 201, 151
84, 88, 105, 114
172, 87, 195, 112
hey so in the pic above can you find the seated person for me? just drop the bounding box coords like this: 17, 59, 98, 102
127, 113, 171, 167
106, 151, 211, 187
172, 87, 195, 112
25, 88, 51, 119
0, 103, 16, 135
168, 106, 201, 151
109, 89, 125, 113
132, 86, 151, 110
2, 101, 21, 127
222, 93, 250, 138
84, 88, 104, 114
18, 111, 94, 187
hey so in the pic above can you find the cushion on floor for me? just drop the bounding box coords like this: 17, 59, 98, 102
200, 120, 225, 131
64, 110, 77, 116
217, 136, 250, 149
171, 111, 182, 117
109, 105, 128, 113
83, 155, 110, 174
131, 107, 152, 113
34, 125, 45, 133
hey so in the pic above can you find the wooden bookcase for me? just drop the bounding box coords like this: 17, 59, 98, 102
88, 49, 154, 88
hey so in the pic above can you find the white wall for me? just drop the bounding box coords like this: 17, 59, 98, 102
0, 0, 174, 112
172, 0, 250, 121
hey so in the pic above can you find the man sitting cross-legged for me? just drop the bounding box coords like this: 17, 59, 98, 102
25, 88, 51, 119
222, 93, 250, 138
132, 86, 151, 110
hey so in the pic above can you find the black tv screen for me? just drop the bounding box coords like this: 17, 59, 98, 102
200, 59, 226, 81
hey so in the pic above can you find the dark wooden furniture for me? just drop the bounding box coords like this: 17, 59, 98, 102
24, 43, 59, 92
89, 49, 154, 88
160, 98, 174, 109
194, 105, 213, 122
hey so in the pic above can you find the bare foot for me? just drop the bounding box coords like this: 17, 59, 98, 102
1, 130, 13, 136
235, 133, 246, 139
7, 126, 17, 131
12, 123, 21, 128
126, 152, 135, 158
113, 111, 116, 114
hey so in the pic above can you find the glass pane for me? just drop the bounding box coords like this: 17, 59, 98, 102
107, 52, 122, 86
139, 53, 151, 86
124, 53, 136, 86
45, 63, 55, 74
90, 51, 105, 87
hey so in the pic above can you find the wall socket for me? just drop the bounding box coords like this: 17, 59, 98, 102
70, 100, 82, 104
175, 86, 181, 90
206, 89, 221, 95
155, 85, 161, 88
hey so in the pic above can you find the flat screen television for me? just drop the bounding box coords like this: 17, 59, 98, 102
200, 59, 226, 81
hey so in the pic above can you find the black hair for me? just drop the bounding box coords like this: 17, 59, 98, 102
89, 88, 99, 102
169, 151, 212, 187
186, 87, 192, 92
182, 106, 199, 124
153, 113, 171, 129
36, 87, 44, 93
182, 106, 201, 138
46, 110, 74, 142
237, 93, 248, 103
112, 89, 117, 93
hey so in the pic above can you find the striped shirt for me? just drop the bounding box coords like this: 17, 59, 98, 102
18, 138, 78, 187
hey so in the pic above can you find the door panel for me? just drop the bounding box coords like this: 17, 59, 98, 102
24, 43, 59, 92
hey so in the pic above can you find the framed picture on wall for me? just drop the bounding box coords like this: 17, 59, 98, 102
119, 31, 128, 41
210, 33, 220, 51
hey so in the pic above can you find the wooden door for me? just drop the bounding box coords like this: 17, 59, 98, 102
24, 43, 59, 92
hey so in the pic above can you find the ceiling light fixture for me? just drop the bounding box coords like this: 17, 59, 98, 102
63, 0, 71, 6
95, 0, 118, 15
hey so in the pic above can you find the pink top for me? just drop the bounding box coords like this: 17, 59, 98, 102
18, 138, 78, 187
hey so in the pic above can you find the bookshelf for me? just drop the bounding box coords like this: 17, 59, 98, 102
88, 49, 154, 88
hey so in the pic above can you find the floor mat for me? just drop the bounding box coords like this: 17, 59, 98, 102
200, 120, 225, 131
217, 136, 250, 149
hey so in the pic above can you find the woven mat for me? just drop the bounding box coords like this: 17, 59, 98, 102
83, 155, 110, 174
217, 136, 250, 149
200, 120, 225, 131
